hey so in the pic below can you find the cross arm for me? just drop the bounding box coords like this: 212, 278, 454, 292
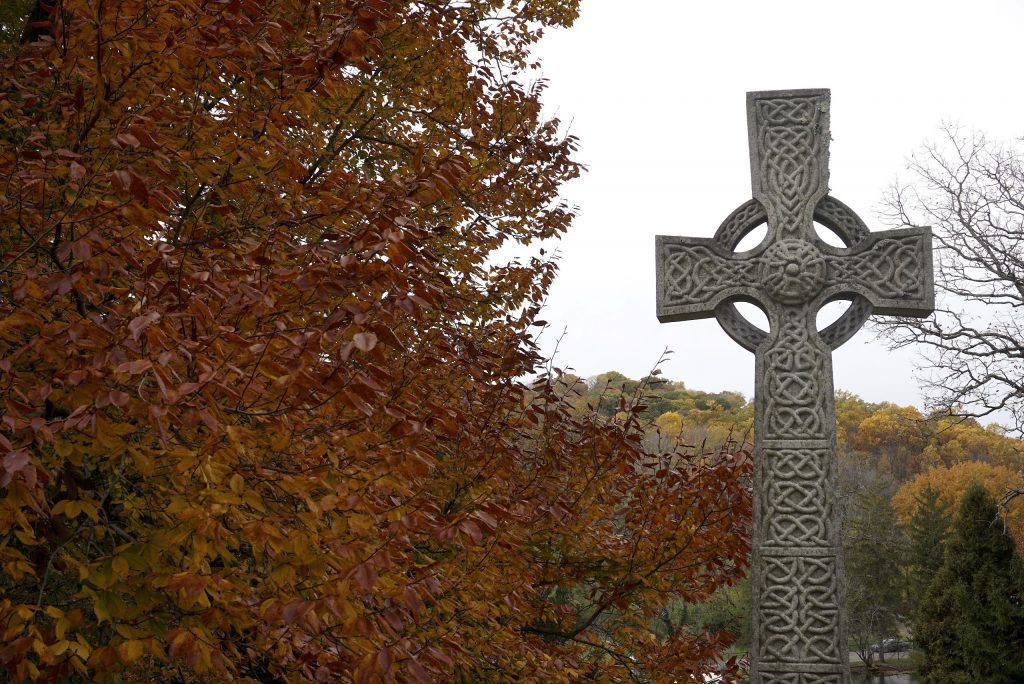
656, 235, 763, 323
821, 226, 934, 316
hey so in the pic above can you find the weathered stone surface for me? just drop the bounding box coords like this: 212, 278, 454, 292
655, 89, 934, 683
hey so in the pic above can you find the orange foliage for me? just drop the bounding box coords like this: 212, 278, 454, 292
920, 417, 1023, 471
892, 462, 1024, 553
848, 405, 928, 481
0, 1, 751, 681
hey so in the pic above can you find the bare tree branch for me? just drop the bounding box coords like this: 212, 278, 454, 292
876, 127, 1024, 435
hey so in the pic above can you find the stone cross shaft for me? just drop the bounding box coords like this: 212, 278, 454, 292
655, 89, 934, 684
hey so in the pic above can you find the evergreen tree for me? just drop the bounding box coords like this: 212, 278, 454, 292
844, 480, 904, 667
905, 485, 950, 616
916, 483, 1024, 683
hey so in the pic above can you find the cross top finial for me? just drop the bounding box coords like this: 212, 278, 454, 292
748, 89, 830, 243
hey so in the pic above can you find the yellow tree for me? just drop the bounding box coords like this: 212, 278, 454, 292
850, 405, 928, 481
921, 416, 1023, 470
893, 462, 1024, 553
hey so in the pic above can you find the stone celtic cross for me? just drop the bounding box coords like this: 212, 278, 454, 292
655, 89, 934, 683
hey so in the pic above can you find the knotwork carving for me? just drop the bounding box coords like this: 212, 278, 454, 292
761, 449, 834, 547
755, 97, 827, 239
760, 675, 844, 684
763, 309, 828, 440
715, 198, 768, 251
759, 555, 842, 664
826, 235, 928, 301
661, 244, 758, 308
711, 196, 874, 352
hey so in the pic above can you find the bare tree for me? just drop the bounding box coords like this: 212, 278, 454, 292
879, 127, 1024, 437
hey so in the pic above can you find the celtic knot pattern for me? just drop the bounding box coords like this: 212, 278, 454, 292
760, 449, 834, 547
759, 555, 843, 664
661, 244, 757, 308
815, 196, 869, 247
760, 240, 826, 304
826, 235, 928, 302
763, 309, 828, 439
754, 97, 827, 239
715, 198, 767, 250
817, 296, 871, 352
711, 196, 874, 352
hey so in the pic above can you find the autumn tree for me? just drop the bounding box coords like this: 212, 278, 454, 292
892, 461, 1024, 553
834, 391, 880, 453
849, 404, 928, 482
0, 2, 753, 682
920, 415, 1022, 470
915, 484, 1024, 683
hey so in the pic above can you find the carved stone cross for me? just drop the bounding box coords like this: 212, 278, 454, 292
655, 89, 934, 683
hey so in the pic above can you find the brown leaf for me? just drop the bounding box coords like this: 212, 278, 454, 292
343, 390, 374, 417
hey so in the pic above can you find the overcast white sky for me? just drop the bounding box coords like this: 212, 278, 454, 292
527, 0, 1024, 407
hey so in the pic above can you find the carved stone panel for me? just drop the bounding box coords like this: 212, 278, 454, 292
759, 448, 835, 547
758, 553, 843, 665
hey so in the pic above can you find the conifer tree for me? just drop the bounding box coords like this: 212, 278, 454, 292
916, 483, 1024, 683
905, 485, 950, 615
844, 480, 903, 667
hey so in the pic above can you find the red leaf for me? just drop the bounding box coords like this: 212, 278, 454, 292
70, 161, 86, 181
376, 647, 392, 673
0, 451, 31, 487
472, 510, 498, 530
128, 170, 149, 202
282, 601, 312, 625
111, 169, 149, 202
116, 359, 152, 375
71, 239, 92, 261
2, 450, 29, 473
127, 125, 160, 150
111, 170, 132, 194
459, 519, 483, 544
0, 636, 33, 665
